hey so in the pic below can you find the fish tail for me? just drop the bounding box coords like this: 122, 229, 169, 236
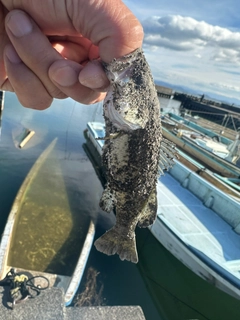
94, 226, 138, 263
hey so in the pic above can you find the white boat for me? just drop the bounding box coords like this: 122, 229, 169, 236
163, 112, 240, 165
85, 121, 240, 300
176, 129, 230, 158
151, 161, 240, 300
162, 125, 240, 178
0, 139, 95, 306
86, 122, 105, 156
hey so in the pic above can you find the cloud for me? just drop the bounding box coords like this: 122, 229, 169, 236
124, 0, 240, 29
211, 48, 240, 64
209, 82, 240, 93
139, 13, 240, 104
220, 69, 240, 76
142, 15, 240, 63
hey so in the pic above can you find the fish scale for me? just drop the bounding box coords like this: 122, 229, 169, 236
94, 48, 177, 263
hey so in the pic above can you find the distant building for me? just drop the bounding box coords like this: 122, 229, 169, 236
154, 85, 181, 115
173, 91, 240, 130
155, 85, 173, 99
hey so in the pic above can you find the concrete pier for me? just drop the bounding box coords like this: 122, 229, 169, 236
0, 287, 146, 320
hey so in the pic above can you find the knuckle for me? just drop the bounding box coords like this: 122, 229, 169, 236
49, 87, 67, 99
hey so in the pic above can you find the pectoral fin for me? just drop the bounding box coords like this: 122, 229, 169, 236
99, 185, 116, 213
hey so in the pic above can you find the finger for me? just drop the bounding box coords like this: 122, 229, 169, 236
4, 44, 54, 109
5, 10, 65, 99
1, 78, 14, 92
50, 36, 93, 62
2, 1, 144, 63
68, 0, 144, 63
0, 3, 10, 89
79, 60, 109, 90
49, 59, 106, 105
52, 41, 89, 63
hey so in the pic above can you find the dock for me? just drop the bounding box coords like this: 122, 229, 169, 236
0, 287, 146, 320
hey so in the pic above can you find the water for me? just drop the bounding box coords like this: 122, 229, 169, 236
1, 93, 240, 320
0, 93, 160, 319
8, 139, 92, 276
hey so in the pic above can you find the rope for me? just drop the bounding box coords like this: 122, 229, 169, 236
0, 269, 50, 308
25, 275, 50, 297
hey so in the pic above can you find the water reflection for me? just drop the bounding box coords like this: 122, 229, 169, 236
8, 139, 92, 276
0, 93, 160, 320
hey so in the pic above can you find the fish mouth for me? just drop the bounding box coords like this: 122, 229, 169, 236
104, 62, 145, 132
104, 90, 142, 131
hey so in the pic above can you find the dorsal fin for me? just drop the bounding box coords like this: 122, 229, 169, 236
159, 138, 179, 175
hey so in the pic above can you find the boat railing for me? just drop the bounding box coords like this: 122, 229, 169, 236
169, 161, 240, 234
168, 112, 232, 145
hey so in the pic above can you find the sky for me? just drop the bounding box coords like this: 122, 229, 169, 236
123, 0, 240, 105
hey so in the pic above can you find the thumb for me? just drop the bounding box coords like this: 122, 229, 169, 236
69, 0, 143, 63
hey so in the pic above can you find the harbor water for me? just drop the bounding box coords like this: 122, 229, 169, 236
1, 93, 240, 320
0, 93, 160, 319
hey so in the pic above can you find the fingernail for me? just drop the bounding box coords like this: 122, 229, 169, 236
51, 65, 78, 87
79, 61, 109, 89
6, 12, 33, 38
80, 74, 107, 89
5, 45, 22, 64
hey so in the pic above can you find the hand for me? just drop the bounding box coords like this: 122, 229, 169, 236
0, 0, 143, 109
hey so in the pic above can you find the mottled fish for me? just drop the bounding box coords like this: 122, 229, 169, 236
94, 48, 176, 263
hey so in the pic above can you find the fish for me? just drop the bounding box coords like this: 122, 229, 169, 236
94, 48, 177, 263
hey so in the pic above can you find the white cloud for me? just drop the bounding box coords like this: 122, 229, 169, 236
142, 15, 240, 64
211, 48, 240, 64
210, 82, 240, 93
124, 0, 240, 29
123, 1, 240, 103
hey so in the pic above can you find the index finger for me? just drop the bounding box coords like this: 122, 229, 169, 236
5, 10, 65, 99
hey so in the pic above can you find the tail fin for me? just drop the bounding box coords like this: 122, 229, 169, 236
94, 226, 138, 263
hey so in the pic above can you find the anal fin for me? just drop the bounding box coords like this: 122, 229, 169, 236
137, 188, 157, 228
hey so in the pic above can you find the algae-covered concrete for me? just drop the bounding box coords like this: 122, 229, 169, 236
0, 287, 146, 320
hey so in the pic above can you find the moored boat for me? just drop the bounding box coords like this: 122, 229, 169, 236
177, 148, 240, 199
85, 121, 240, 302
0, 139, 95, 306
162, 112, 240, 166
162, 125, 240, 178
167, 112, 233, 144
151, 160, 240, 300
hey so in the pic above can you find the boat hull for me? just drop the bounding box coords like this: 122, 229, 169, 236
137, 227, 240, 320
150, 218, 240, 300
0, 139, 95, 306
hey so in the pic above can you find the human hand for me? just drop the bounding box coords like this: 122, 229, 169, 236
0, 0, 143, 109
